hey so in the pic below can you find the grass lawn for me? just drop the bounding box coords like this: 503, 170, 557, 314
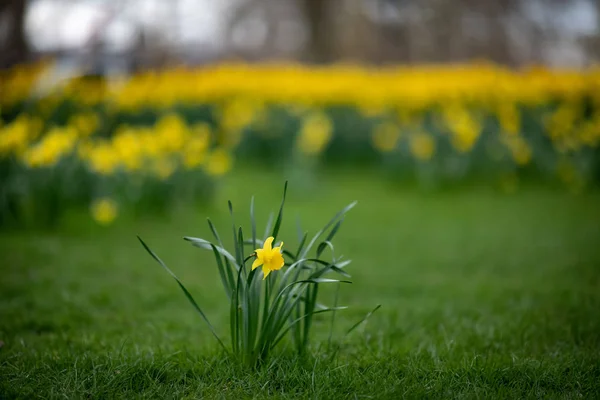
1, 169, 600, 398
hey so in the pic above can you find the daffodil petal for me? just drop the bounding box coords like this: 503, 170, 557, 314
272, 252, 285, 270
262, 267, 271, 280
252, 258, 263, 270
273, 241, 284, 253
263, 236, 274, 252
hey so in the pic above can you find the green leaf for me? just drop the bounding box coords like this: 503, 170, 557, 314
265, 279, 352, 337
344, 304, 382, 337
229, 201, 242, 266
329, 265, 351, 278
317, 218, 344, 258
237, 226, 250, 355
250, 196, 257, 248
278, 258, 352, 294
272, 307, 348, 349
328, 282, 341, 350
296, 231, 308, 260
282, 249, 296, 260
210, 243, 233, 299
183, 237, 239, 268
300, 201, 357, 259
316, 241, 335, 259
207, 218, 222, 247
306, 278, 350, 284
137, 236, 227, 351
263, 212, 274, 240
296, 215, 303, 242
205, 219, 238, 286
271, 181, 288, 241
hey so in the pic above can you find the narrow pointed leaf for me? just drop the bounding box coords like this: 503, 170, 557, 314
300, 201, 357, 259
264, 212, 274, 240
317, 218, 343, 258
138, 236, 226, 351
207, 218, 222, 247
316, 241, 335, 259
271, 181, 288, 241
183, 237, 239, 268
229, 201, 242, 266
272, 307, 349, 349
210, 243, 232, 298
296, 231, 308, 260
345, 304, 382, 337
250, 196, 257, 248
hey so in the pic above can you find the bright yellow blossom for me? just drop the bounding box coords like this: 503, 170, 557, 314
252, 236, 285, 279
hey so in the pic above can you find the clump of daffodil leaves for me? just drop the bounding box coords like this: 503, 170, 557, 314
138, 182, 380, 367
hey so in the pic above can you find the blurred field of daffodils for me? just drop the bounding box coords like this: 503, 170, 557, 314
1, 60, 599, 227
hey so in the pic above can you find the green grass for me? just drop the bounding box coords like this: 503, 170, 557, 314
1, 169, 600, 398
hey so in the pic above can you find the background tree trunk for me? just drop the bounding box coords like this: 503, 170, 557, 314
0, 0, 30, 68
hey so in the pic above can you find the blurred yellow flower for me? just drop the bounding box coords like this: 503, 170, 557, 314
221, 98, 260, 132
219, 98, 262, 147
205, 149, 233, 176
578, 120, 600, 147
410, 132, 435, 161
22, 126, 77, 168
444, 107, 480, 152
86, 141, 120, 175
252, 236, 285, 279
545, 104, 578, 141
3, 60, 600, 202
297, 112, 333, 155
90, 198, 118, 225
114, 127, 148, 171
155, 113, 189, 153
497, 103, 520, 135
70, 112, 99, 137
153, 157, 176, 180
371, 122, 400, 152
0, 61, 51, 107
183, 124, 211, 168
502, 135, 532, 166
0, 115, 42, 156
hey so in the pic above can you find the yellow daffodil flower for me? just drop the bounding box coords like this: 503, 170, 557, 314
252, 236, 284, 279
